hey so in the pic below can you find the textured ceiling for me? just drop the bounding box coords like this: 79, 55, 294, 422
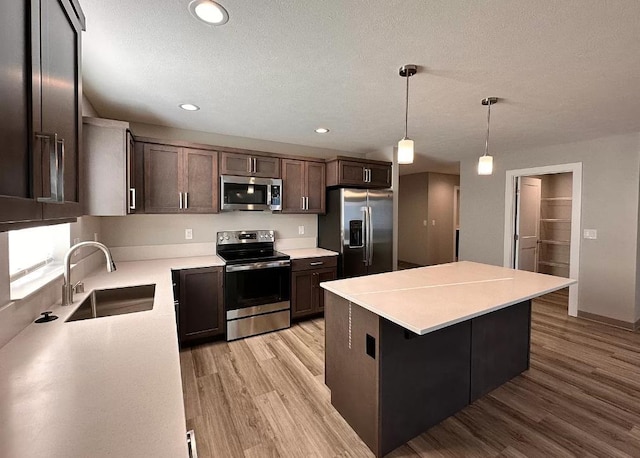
81, 0, 640, 171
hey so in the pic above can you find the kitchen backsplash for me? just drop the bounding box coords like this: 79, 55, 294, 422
100, 213, 319, 261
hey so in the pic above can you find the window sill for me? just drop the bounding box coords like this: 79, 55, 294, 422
10, 263, 66, 301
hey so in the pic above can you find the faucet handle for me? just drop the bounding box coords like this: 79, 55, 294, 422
73, 281, 84, 294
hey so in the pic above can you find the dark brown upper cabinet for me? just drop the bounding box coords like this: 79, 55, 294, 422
0, 0, 85, 228
326, 157, 392, 189
143, 143, 218, 214
281, 159, 326, 214
220, 151, 280, 178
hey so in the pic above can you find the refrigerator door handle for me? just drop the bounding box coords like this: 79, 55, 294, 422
361, 206, 368, 265
367, 206, 373, 265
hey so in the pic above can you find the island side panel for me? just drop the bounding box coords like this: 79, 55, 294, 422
470, 300, 532, 402
325, 292, 380, 454
378, 319, 472, 457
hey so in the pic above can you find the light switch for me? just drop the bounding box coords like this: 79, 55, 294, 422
432, 220, 436, 226
584, 229, 597, 240
298, 225, 305, 235
185, 229, 193, 240
423, 220, 427, 227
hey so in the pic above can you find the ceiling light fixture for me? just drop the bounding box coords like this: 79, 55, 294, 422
315, 127, 330, 134
188, 0, 229, 26
478, 97, 498, 175
179, 103, 200, 111
398, 64, 417, 165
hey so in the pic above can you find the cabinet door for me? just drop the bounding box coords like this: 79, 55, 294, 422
144, 144, 182, 213
314, 267, 337, 312
126, 131, 136, 214
0, 0, 42, 223
368, 163, 392, 188
40, 0, 83, 220
291, 270, 314, 319
179, 267, 224, 342
339, 161, 366, 186
281, 159, 305, 213
219, 152, 251, 176
253, 156, 280, 178
305, 162, 326, 213
183, 148, 218, 213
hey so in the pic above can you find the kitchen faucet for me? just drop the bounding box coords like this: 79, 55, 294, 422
62, 241, 116, 306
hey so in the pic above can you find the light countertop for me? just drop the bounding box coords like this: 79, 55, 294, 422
280, 248, 338, 259
0, 255, 224, 458
321, 261, 575, 335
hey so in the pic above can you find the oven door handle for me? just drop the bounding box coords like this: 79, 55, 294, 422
225, 260, 291, 272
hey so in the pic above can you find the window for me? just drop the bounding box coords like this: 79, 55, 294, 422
9, 224, 70, 282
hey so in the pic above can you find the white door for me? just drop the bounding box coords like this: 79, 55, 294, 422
515, 177, 541, 272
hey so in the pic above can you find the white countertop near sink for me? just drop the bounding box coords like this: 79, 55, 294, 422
280, 247, 338, 259
0, 255, 224, 458
321, 261, 576, 335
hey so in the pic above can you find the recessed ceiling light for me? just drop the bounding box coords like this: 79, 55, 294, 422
188, 0, 229, 26
315, 127, 330, 134
179, 103, 200, 111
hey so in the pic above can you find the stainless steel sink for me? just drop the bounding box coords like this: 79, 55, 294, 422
66, 284, 155, 322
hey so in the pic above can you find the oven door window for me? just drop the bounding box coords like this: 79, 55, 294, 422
225, 266, 290, 310
223, 183, 268, 206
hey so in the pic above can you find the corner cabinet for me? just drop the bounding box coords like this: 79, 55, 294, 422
281, 159, 326, 214
83, 118, 140, 215
0, 0, 85, 227
143, 143, 219, 213
174, 267, 225, 345
291, 256, 337, 319
326, 157, 392, 189
220, 151, 280, 178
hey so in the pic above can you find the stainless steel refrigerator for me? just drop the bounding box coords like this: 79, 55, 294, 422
318, 188, 393, 278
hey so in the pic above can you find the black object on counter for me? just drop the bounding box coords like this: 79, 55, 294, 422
35, 311, 58, 323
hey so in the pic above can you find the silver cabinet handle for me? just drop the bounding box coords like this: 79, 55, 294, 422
184, 192, 188, 209
129, 188, 136, 210
301, 196, 305, 210
252, 157, 257, 173
179, 192, 183, 209
36, 132, 65, 203
363, 168, 367, 183
309, 261, 324, 266
366, 168, 371, 183
247, 157, 252, 173
187, 430, 198, 458
306, 196, 309, 210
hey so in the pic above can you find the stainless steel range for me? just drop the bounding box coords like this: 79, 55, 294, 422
216, 230, 291, 341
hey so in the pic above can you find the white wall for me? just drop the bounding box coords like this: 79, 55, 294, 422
460, 132, 640, 324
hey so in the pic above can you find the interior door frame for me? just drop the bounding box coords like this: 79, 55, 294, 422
453, 185, 460, 261
503, 163, 582, 317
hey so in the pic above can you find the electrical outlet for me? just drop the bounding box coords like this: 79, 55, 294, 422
185, 229, 193, 240
432, 220, 436, 226
73, 238, 80, 257
584, 229, 597, 240
298, 225, 305, 235
423, 220, 427, 227
94, 232, 99, 242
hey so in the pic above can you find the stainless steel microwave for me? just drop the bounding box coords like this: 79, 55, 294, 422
220, 175, 282, 211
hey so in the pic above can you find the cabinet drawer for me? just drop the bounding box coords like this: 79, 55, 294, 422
292, 256, 338, 271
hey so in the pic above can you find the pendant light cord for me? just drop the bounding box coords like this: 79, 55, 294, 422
484, 100, 492, 157
404, 73, 409, 139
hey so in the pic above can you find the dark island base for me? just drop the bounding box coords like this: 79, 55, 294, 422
325, 293, 531, 457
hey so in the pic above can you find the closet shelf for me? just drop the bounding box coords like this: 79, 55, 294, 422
540, 218, 571, 223
539, 240, 570, 246
538, 260, 570, 268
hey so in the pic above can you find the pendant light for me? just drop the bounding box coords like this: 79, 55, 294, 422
398, 65, 417, 164
478, 97, 498, 175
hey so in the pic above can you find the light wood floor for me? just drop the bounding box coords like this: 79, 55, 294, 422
180, 299, 640, 457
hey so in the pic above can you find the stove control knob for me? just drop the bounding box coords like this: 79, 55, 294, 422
218, 236, 223, 241
224, 235, 229, 240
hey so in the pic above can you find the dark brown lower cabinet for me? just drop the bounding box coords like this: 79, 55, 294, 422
174, 266, 224, 345
291, 257, 337, 319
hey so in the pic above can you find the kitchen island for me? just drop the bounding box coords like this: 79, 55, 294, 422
321, 261, 575, 457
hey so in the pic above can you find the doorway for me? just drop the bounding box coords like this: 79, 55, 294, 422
503, 163, 582, 317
